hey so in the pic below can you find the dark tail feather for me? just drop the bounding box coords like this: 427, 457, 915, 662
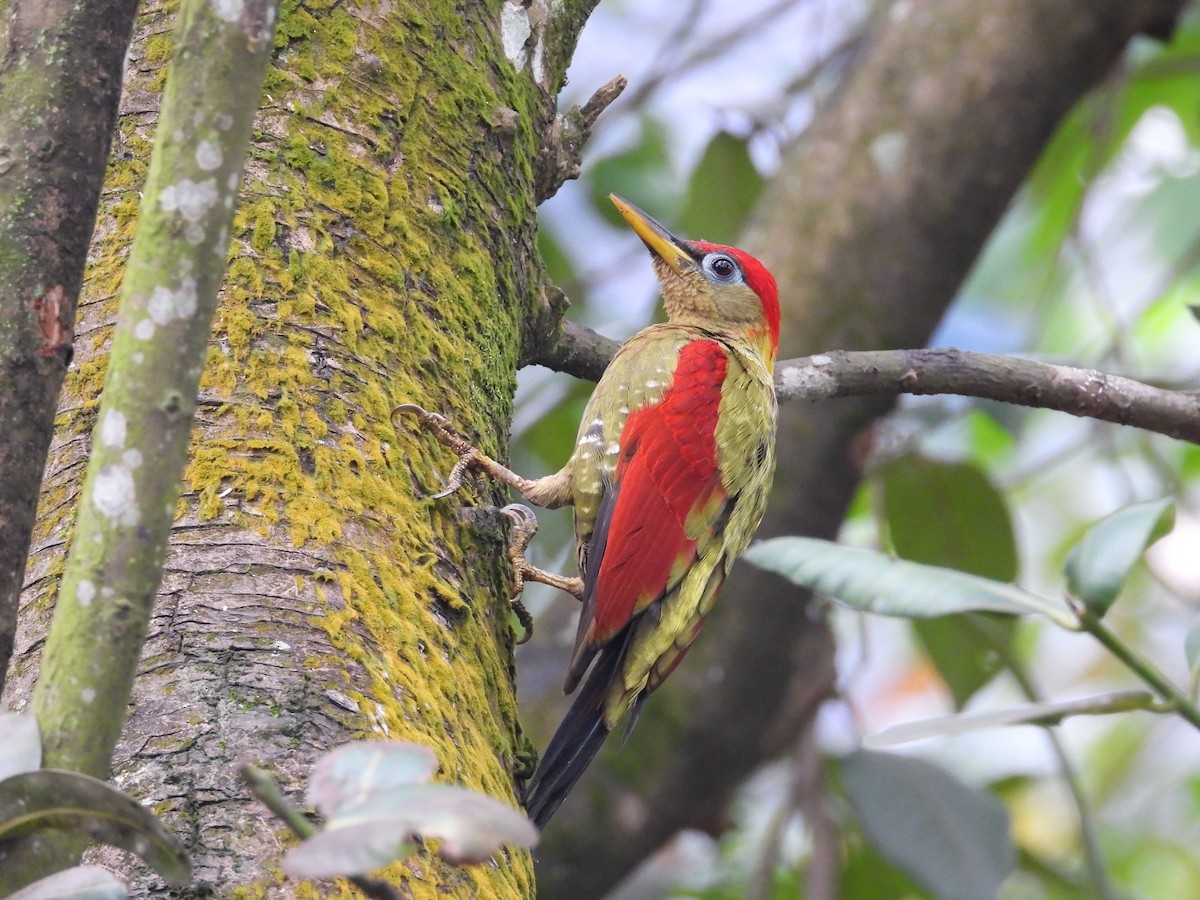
522, 628, 633, 829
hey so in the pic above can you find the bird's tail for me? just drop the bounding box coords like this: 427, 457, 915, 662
522, 627, 633, 829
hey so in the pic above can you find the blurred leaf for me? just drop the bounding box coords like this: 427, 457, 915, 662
1187, 774, 1200, 818
283, 783, 537, 877
1086, 715, 1154, 808
1105, 833, 1200, 900
882, 455, 1017, 581
537, 227, 579, 295
1025, 22, 1200, 266
745, 537, 1075, 626
1132, 284, 1200, 346
964, 409, 1016, 467
1014, 847, 1089, 899
912, 615, 1015, 709
865, 689, 1157, 747
844, 479, 873, 524
1063, 498, 1174, 617
1186, 614, 1200, 675
0, 770, 190, 885
1183, 444, 1200, 480
283, 818, 417, 878
519, 379, 592, 470
840, 833, 932, 900
677, 131, 764, 242
6, 866, 127, 900
590, 117, 677, 227
881, 456, 1019, 706
308, 741, 437, 817
841, 749, 1015, 900
0, 712, 41, 781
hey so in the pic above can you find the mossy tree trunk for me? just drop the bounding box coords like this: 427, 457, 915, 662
5, 0, 598, 895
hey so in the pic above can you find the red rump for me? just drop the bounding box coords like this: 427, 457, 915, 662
586, 340, 730, 643
693, 240, 780, 353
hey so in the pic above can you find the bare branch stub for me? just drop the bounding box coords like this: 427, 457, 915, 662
534, 74, 627, 203
527, 318, 619, 382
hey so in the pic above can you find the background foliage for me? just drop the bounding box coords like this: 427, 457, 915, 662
515, 2, 1200, 896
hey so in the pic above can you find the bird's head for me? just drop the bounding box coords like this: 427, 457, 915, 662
611, 194, 780, 367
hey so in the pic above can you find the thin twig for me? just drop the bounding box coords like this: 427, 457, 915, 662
1076, 607, 1200, 732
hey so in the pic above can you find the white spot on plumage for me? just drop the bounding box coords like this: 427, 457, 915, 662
606, 443, 620, 455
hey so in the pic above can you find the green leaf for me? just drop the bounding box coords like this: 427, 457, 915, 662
677, 131, 764, 243
864, 689, 1157, 747
1063, 498, 1175, 617
283, 784, 538, 877
0, 769, 191, 886
882, 456, 1017, 581
744, 537, 1075, 627
307, 741, 437, 817
7, 866, 127, 900
912, 615, 1015, 709
0, 712, 41, 782
881, 456, 1020, 707
841, 749, 1015, 900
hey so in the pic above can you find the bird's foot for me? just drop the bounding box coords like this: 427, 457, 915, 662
394, 404, 582, 644
501, 504, 585, 644
393, 403, 537, 499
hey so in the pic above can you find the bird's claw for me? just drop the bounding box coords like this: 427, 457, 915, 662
393, 403, 484, 498
501, 504, 584, 610
501, 504, 539, 644
395, 407, 584, 643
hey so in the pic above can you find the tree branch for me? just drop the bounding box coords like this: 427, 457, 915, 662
531, 321, 1200, 443
781, 350, 1200, 440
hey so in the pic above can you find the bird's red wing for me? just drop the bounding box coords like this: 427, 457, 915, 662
573, 340, 730, 662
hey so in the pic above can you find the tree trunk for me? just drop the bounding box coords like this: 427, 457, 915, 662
0, 0, 139, 697
6, 0, 599, 895
533, 1, 1186, 896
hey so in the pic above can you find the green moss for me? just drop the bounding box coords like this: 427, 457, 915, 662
245, 198, 278, 253
143, 32, 173, 65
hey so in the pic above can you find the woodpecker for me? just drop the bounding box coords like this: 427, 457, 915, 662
398, 195, 779, 828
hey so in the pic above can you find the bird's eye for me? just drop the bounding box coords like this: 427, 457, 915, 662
704, 254, 740, 282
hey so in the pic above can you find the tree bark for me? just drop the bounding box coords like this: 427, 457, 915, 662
5, 0, 601, 895
533, 1, 1187, 896
0, 0, 138, 697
